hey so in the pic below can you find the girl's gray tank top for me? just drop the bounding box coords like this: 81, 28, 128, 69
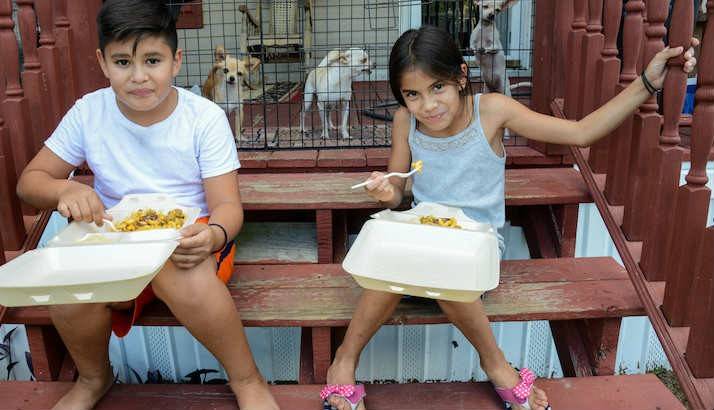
408, 93, 506, 253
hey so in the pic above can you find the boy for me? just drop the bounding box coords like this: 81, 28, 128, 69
16, 1, 279, 409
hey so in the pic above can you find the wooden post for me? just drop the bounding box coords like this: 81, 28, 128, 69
530, 0, 556, 116
622, 0, 668, 241
26, 325, 68, 381
0, 0, 35, 178
687, 229, 714, 376
661, 3, 713, 327
563, 0, 588, 119
0, 115, 25, 250
16, 0, 52, 152
36, 0, 64, 125
587, 0, 622, 172
639, 0, 692, 281
603, 1, 644, 206
53, 0, 77, 111
66, 0, 106, 95
311, 327, 331, 384
316, 209, 333, 264
578, 0, 604, 117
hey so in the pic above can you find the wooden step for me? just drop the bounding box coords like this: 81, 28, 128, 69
236, 168, 591, 210
5, 257, 643, 327
238, 146, 566, 169
73, 167, 591, 212
0, 374, 684, 409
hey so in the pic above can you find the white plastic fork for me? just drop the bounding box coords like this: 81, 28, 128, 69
351, 168, 419, 190
99, 219, 119, 232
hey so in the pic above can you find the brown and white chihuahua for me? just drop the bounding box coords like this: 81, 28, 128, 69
202, 45, 261, 142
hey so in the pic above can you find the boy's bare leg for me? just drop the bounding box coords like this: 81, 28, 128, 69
436, 299, 550, 410
151, 258, 278, 410
326, 289, 402, 410
49, 303, 115, 410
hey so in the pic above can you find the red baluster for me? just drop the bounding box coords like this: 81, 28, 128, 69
564, 0, 587, 119
661, 0, 713, 327
53, 0, 77, 110
578, 0, 604, 117
639, 0, 693, 281
587, 0, 623, 172
530, 1, 557, 116
604, 0, 644, 205
622, 0, 668, 240
16, 0, 52, 152
0, 114, 25, 251
0, 0, 35, 178
66, 0, 106, 95
36, 0, 64, 125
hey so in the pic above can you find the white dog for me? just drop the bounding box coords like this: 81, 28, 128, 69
202, 45, 261, 142
301, 48, 376, 139
469, 0, 523, 97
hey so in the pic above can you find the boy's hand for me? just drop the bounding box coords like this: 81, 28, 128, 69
644, 37, 699, 90
365, 171, 396, 203
57, 181, 111, 226
171, 223, 217, 270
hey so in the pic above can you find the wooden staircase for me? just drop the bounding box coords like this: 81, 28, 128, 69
1, 0, 711, 408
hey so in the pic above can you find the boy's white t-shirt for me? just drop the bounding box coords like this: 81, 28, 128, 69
45, 86, 240, 217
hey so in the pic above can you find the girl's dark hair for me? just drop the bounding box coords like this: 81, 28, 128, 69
389, 25, 472, 106
97, 0, 179, 55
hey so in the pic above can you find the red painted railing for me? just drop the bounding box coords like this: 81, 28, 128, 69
533, 0, 714, 408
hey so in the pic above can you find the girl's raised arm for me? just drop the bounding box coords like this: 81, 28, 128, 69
486, 40, 697, 147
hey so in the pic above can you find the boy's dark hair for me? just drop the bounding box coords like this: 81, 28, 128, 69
97, 0, 179, 56
389, 25, 472, 106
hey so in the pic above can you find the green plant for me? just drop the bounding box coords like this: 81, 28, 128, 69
184, 369, 227, 385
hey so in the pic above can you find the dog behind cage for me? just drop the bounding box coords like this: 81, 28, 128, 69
171, 0, 533, 149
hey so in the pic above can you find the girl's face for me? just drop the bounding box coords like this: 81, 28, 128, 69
399, 67, 467, 135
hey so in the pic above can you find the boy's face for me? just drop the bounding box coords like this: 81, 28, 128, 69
97, 36, 182, 117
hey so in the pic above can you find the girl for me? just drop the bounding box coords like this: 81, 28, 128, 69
320, 25, 697, 410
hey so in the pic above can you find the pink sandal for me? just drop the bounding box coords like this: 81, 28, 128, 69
320, 384, 366, 410
494, 368, 551, 410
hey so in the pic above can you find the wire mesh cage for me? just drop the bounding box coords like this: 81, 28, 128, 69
170, 0, 534, 150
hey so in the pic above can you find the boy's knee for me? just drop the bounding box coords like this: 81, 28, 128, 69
151, 259, 215, 305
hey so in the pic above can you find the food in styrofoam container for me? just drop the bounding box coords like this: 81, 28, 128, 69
47, 193, 200, 247
343, 202, 500, 302
0, 241, 177, 306
116, 208, 186, 231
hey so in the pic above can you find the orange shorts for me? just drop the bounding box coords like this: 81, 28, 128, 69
111, 216, 236, 337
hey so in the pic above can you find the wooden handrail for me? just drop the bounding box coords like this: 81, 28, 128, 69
566, 140, 706, 410
238, 5, 260, 30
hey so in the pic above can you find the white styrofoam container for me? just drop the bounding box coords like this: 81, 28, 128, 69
343, 203, 500, 302
47, 193, 200, 247
0, 242, 177, 307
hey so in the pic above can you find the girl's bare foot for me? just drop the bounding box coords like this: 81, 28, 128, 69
324, 356, 366, 410
230, 374, 279, 410
485, 363, 549, 410
52, 367, 114, 410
